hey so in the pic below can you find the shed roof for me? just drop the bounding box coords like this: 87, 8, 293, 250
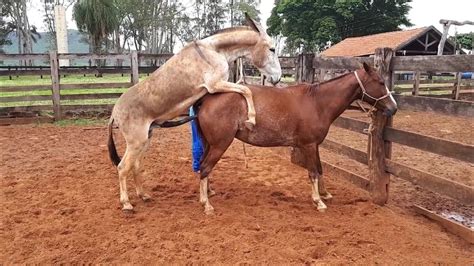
321, 27, 435, 57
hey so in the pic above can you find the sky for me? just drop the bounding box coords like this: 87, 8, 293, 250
28, 0, 474, 36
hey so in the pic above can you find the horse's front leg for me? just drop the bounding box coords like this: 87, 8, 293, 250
302, 144, 327, 212
204, 81, 256, 130
315, 145, 332, 200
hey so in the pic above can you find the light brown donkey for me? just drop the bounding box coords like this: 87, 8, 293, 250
108, 15, 282, 211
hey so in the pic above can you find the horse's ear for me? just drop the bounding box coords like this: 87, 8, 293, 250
245, 12, 262, 34
363, 62, 372, 73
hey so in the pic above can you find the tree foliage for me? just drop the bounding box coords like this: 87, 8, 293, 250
267, 0, 413, 53
73, 0, 119, 53
450, 32, 473, 51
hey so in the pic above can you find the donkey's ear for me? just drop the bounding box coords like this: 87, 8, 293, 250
245, 12, 262, 33
363, 62, 372, 73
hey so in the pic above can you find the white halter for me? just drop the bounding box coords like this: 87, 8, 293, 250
354, 70, 392, 106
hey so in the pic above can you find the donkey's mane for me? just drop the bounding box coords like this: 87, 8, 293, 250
205, 26, 254, 38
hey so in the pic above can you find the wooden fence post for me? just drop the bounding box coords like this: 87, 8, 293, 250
295, 54, 302, 82
296, 53, 315, 83
131, 51, 139, 85
369, 47, 394, 205
452, 72, 461, 100
413, 71, 420, 95
49, 50, 61, 120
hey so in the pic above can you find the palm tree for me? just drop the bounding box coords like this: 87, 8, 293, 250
73, 0, 119, 55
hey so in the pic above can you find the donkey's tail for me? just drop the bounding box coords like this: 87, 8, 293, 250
151, 115, 196, 128
108, 118, 121, 166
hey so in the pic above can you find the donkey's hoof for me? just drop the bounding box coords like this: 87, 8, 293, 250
122, 203, 134, 212
208, 189, 216, 197
140, 193, 152, 202
244, 120, 255, 130
204, 205, 215, 215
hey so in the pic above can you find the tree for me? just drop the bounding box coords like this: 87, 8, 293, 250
73, 0, 119, 54
267, 0, 412, 53
450, 32, 473, 51
229, 0, 261, 26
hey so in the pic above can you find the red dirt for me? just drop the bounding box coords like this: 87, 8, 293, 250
1, 123, 472, 264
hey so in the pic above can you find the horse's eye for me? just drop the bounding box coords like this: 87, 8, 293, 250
269, 48, 275, 53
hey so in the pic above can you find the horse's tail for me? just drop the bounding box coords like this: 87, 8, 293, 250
108, 118, 121, 166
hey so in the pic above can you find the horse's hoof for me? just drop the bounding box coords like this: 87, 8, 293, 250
140, 194, 152, 202
244, 120, 255, 130
321, 193, 333, 201
313, 201, 327, 212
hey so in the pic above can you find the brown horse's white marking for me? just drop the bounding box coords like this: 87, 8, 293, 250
108, 15, 282, 211
193, 63, 397, 214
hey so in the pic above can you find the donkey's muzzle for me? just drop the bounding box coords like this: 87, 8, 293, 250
270, 76, 281, 85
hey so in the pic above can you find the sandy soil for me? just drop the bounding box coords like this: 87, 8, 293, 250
1, 123, 472, 264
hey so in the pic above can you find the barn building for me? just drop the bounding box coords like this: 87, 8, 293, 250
321, 26, 460, 57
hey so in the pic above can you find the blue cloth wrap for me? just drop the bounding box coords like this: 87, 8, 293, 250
190, 107, 203, 172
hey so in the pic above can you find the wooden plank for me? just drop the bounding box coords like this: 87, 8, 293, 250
321, 139, 368, 165
314, 56, 372, 70
0, 53, 49, 60
393, 94, 474, 117
60, 82, 131, 90
413, 205, 474, 244
384, 127, 474, 164
0, 116, 54, 126
0, 105, 53, 113
322, 161, 370, 191
49, 51, 61, 120
392, 54, 474, 72
395, 79, 459, 85
279, 56, 297, 69
0, 95, 52, 103
0, 69, 51, 76
0, 85, 51, 92
58, 53, 129, 60
61, 104, 114, 112
59, 68, 132, 75
386, 160, 474, 205
61, 93, 122, 100
138, 53, 173, 60
332, 116, 369, 134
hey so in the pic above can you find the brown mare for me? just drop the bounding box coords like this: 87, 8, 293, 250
192, 63, 397, 214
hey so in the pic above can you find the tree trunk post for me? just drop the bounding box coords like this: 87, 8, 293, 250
131, 51, 139, 85
303, 53, 315, 83
453, 72, 461, 100
369, 47, 394, 205
413, 71, 420, 95
49, 50, 61, 120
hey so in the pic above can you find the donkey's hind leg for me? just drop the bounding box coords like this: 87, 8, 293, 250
133, 138, 152, 202
117, 126, 150, 211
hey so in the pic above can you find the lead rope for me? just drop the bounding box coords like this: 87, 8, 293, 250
354, 71, 376, 161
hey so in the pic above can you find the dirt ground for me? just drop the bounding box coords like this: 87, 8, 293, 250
1, 117, 473, 264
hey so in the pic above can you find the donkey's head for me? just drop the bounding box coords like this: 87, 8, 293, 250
244, 13, 281, 85
356, 62, 398, 116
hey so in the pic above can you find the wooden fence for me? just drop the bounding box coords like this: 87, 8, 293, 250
0, 51, 172, 122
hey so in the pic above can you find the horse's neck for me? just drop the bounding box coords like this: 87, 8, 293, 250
315, 73, 361, 122
201, 30, 259, 62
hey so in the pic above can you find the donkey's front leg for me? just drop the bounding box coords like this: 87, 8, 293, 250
205, 81, 256, 129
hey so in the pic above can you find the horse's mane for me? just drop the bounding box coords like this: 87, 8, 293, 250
305, 72, 353, 96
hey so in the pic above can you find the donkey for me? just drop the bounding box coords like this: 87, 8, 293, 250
108, 15, 281, 211
193, 63, 397, 214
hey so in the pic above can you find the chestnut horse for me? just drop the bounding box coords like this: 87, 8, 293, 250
192, 63, 397, 214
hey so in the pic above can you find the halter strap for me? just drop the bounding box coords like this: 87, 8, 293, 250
354, 70, 391, 105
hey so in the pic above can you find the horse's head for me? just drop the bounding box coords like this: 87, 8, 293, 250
244, 13, 281, 85
356, 62, 398, 116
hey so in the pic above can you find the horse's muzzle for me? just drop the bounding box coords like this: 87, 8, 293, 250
384, 106, 398, 117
